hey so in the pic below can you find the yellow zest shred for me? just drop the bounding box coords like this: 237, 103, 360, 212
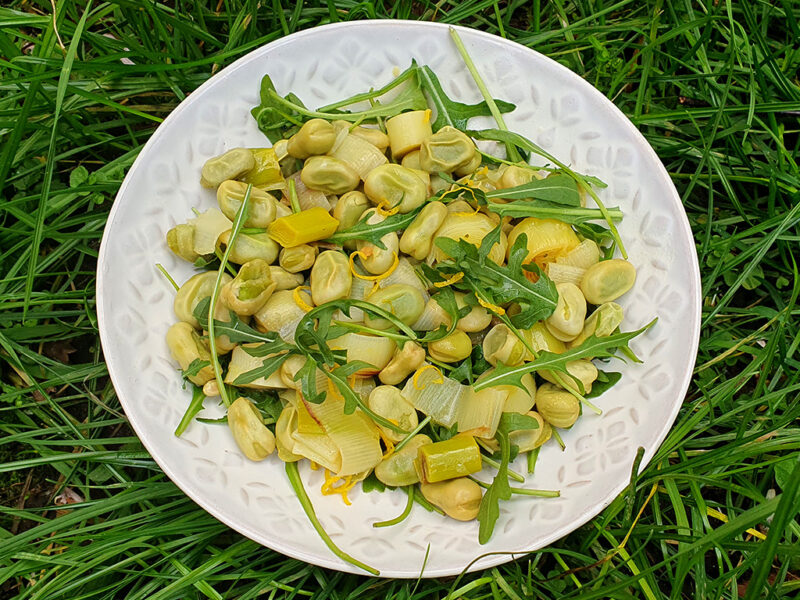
441, 185, 481, 205
310, 461, 319, 471
423, 109, 432, 124
364, 281, 381, 299
377, 427, 395, 459
433, 272, 464, 288
476, 296, 505, 316
327, 378, 344, 401
348, 249, 399, 281
321, 469, 357, 506
292, 286, 313, 312
412, 364, 444, 390
375, 200, 400, 217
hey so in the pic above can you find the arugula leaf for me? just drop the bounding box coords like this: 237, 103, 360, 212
499, 412, 541, 432
321, 363, 407, 434
478, 412, 539, 544
331, 360, 377, 380
473, 320, 657, 392
182, 358, 210, 380
251, 66, 428, 142
233, 352, 290, 386
295, 299, 418, 366
574, 222, 617, 247
317, 62, 420, 112
469, 128, 627, 258
297, 356, 325, 404
416, 287, 471, 343
193, 297, 293, 351
174, 384, 206, 437
586, 370, 622, 399
486, 200, 623, 225
324, 207, 422, 250
450, 344, 493, 385
434, 229, 559, 329
417, 65, 516, 132
250, 74, 306, 143
439, 180, 621, 225
361, 472, 387, 494
485, 174, 581, 205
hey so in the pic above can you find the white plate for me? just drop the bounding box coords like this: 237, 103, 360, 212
97, 21, 701, 578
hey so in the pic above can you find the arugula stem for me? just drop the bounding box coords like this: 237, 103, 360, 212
267, 89, 417, 124
412, 487, 445, 515
449, 27, 522, 163
481, 455, 525, 483
317, 64, 418, 112
285, 462, 379, 575
471, 477, 559, 497
424, 356, 455, 372
288, 178, 301, 214
507, 487, 560, 497
155, 263, 179, 291
214, 248, 238, 276
551, 427, 566, 450
394, 415, 432, 453
527, 447, 540, 474
325, 369, 409, 434
333, 320, 411, 342
208, 184, 252, 408
373, 487, 415, 528
486, 202, 624, 223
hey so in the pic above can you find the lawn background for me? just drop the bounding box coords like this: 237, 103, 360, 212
1, 1, 799, 598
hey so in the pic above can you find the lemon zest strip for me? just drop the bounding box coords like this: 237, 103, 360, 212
375, 200, 400, 217
292, 286, 313, 312
348, 250, 399, 281
433, 272, 464, 288
476, 296, 505, 316
412, 364, 444, 390
321, 469, 355, 506
377, 427, 396, 459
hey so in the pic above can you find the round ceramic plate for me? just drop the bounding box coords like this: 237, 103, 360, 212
97, 21, 701, 578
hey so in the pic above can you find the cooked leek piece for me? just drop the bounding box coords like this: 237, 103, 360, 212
291, 395, 382, 476
411, 297, 449, 331
401, 366, 506, 438
268, 207, 339, 247
555, 239, 600, 269
415, 436, 482, 483
240, 147, 284, 188
284, 172, 332, 211
545, 262, 586, 286
329, 333, 396, 375
385, 110, 432, 158
380, 257, 430, 303
328, 134, 388, 180
189, 208, 232, 255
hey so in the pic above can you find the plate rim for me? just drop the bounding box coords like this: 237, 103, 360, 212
97, 19, 702, 578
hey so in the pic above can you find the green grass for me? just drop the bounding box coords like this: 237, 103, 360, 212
1, 0, 799, 598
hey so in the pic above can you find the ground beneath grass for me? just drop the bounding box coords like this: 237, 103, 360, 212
1, 1, 799, 599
